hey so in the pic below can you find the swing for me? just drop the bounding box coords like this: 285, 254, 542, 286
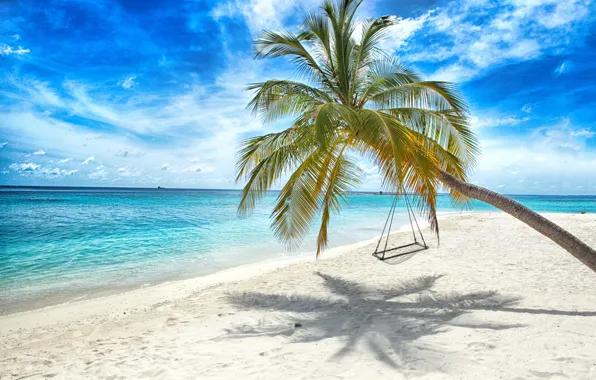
372, 194, 429, 264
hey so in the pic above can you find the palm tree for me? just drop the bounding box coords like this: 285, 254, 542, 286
235, 0, 596, 273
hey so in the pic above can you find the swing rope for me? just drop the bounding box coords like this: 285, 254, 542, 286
372, 193, 429, 264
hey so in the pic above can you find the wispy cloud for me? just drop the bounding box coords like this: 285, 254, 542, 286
530, 118, 595, 152
81, 156, 95, 165
88, 165, 108, 180
393, 0, 591, 81
0, 142, 7, 149
116, 167, 142, 177
114, 149, 144, 158
121, 76, 136, 89
211, 0, 320, 34
33, 149, 46, 156
9, 163, 40, 172
472, 122, 596, 194
380, 12, 433, 51
1, 54, 273, 188
553, 61, 572, 77
7, 162, 79, 179
0, 44, 30, 56
470, 114, 530, 129
58, 157, 73, 164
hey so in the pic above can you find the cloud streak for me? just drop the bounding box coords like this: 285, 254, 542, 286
0, 44, 30, 56
81, 156, 96, 165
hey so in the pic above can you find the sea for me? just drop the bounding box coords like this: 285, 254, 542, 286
1, 187, 595, 315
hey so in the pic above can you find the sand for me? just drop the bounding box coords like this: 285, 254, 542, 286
1, 212, 596, 379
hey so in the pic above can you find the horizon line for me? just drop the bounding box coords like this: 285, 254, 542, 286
1, 185, 595, 197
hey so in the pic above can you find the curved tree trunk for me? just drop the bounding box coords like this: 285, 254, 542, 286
439, 170, 596, 274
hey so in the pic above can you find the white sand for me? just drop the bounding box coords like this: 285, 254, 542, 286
1, 212, 596, 379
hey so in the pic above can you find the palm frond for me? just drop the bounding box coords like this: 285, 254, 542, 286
350, 17, 399, 102
270, 148, 328, 249
369, 81, 468, 114
254, 30, 336, 90
247, 80, 333, 122
312, 102, 355, 147
236, 125, 314, 216
316, 142, 362, 255
385, 107, 480, 169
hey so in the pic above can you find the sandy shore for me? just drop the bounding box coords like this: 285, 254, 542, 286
1, 212, 596, 379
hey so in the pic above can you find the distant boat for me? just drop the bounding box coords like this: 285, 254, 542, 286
157, 186, 165, 190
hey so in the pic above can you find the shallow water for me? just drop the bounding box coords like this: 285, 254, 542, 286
1, 187, 595, 314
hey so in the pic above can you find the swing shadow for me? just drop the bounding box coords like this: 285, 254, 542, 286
223, 273, 524, 369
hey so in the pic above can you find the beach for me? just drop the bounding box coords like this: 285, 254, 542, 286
1, 212, 596, 379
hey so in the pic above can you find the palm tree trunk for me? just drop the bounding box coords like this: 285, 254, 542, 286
439, 170, 596, 274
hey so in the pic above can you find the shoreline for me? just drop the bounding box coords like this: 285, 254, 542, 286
0, 211, 467, 320
0, 213, 443, 327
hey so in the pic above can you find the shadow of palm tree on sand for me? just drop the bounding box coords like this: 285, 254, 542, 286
222, 273, 529, 369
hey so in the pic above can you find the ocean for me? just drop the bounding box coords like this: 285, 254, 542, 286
1, 187, 595, 315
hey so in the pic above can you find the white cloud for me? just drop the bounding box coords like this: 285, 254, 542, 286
187, 162, 216, 173
398, 0, 591, 81
0, 44, 30, 56
33, 149, 46, 156
210, 0, 320, 34
115, 167, 141, 177
58, 157, 73, 163
427, 64, 477, 82
0, 59, 272, 188
470, 114, 530, 129
61, 169, 78, 176
357, 162, 378, 175
522, 104, 533, 113
0, 142, 7, 148
381, 11, 434, 51
9, 162, 40, 172
3, 77, 63, 107
88, 165, 108, 180
471, 118, 596, 194
534, 118, 593, 152
39, 167, 79, 178
7, 162, 79, 178
81, 156, 95, 165
571, 129, 596, 138
114, 148, 145, 158
121, 76, 136, 89
161, 163, 169, 170
12, 34, 21, 41
553, 61, 571, 77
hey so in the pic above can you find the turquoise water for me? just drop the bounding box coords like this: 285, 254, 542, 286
1, 188, 595, 314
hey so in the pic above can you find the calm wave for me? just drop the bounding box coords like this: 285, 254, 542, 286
1, 188, 595, 314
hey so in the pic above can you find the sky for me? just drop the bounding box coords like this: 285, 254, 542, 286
1, 0, 595, 194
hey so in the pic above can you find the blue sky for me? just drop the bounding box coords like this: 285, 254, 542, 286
1, 0, 595, 194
